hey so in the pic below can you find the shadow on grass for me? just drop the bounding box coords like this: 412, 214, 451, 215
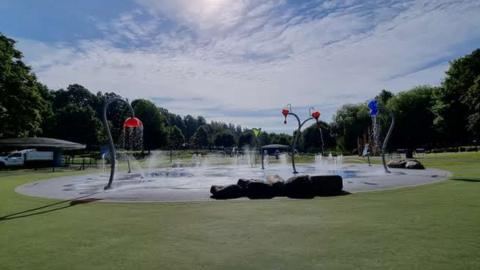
0, 194, 101, 222
450, 178, 480, 183
286, 190, 352, 199
213, 191, 351, 200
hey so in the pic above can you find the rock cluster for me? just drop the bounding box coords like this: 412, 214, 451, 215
387, 159, 425, 169
210, 174, 343, 200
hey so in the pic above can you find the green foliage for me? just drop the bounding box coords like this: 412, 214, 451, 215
214, 131, 236, 147
331, 104, 370, 153
132, 99, 168, 150
41, 84, 103, 148
268, 133, 292, 146
183, 115, 206, 140
0, 34, 49, 138
433, 49, 480, 144
376, 89, 394, 105
47, 105, 102, 148
301, 121, 335, 152
191, 125, 210, 148
167, 126, 185, 149
238, 131, 254, 147
465, 76, 480, 138
387, 86, 438, 149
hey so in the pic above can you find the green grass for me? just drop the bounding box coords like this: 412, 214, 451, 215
1, 152, 479, 270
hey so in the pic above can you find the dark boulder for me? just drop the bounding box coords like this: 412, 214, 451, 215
405, 160, 425, 169
309, 175, 343, 196
266, 175, 285, 196
246, 181, 275, 199
285, 175, 314, 198
271, 181, 286, 197
210, 184, 244, 199
237, 179, 260, 189
387, 159, 407, 168
266, 175, 284, 184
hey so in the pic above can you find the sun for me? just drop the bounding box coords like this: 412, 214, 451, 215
202, 0, 228, 14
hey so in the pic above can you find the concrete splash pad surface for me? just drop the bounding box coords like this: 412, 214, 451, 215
16, 163, 450, 202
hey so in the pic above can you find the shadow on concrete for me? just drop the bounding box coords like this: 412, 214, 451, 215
450, 178, 480, 183
0, 194, 101, 222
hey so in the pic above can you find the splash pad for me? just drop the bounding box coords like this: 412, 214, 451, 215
16, 152, 449, 202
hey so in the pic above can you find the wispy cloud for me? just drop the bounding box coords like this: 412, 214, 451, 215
14, 0, 480, 132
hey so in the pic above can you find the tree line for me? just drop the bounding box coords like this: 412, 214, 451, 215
332, 47, 479, 154
1, 33, 479, 153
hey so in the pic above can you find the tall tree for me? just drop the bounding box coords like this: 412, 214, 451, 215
167, 126, 185, 149
49, 105, 102, 148
331, 104, 370, 153
132, 99, 168, 151
464, 77, 480, 138
238, 131, 254, 147
183, 115, 199, 140
302, 121, 335, 152
433, 49, 480, 145
214, 131, 236, 147
42, 84, 103, 147
191, 125, 210, 148
387, 86, 438, 149
0, 34, 49, 138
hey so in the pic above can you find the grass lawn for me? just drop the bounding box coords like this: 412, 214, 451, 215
1, 152, 479, 270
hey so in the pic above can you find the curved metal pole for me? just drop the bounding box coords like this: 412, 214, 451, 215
318, 127, 325, 155
102, 97, 135, 190
288, 112, 313, 174
261, 149, 264, 170
380, 109, 395, 173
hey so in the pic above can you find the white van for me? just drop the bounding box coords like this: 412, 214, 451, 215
0, 149, 54, 167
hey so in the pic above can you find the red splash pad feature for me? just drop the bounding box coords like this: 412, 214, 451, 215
123, 117, 143, 128
311, 111, 320, 120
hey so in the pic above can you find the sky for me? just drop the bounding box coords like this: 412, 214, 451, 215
1, 0, 480, 133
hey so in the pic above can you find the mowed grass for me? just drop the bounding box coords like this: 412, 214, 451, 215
1, 152, 479, 270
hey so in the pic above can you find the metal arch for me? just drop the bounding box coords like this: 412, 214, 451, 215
286, 111, 314, 174
380, 107, 395, 174
102, 97, 135, 190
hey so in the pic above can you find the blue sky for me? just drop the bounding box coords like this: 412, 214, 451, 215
2, 0, 480, 133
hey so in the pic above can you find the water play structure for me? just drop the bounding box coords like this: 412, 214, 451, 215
368, 99, 395, 173
282, 105, 322, 174
15, 103, 448, 203
102, 97, 143, 189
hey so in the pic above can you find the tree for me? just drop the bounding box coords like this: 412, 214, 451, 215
167, 126, 185, 149
52, 84, 100, 109
214, 132, 236, 147
331, 104, 370, 153
376, 89, 394, 105
132, 99, 168, 151
238, 131, 254, 147
0, 34, 49, 138
465, 76, 480, 138
387, 86, 438, 149
191, 125, 210, 148
48, 105, 102, 148
183, 115, 199, 140
42, 84, 103, 147
268, 133, 291, 146
433, 49, 480, 145
302, 121, 335, 152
